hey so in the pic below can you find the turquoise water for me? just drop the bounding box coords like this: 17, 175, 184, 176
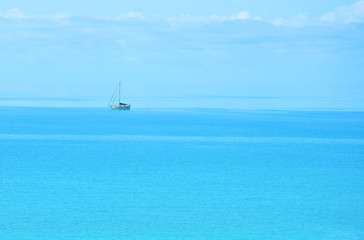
1, 107, 364, 239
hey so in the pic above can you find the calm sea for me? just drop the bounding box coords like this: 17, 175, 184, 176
1, 107, 364, 240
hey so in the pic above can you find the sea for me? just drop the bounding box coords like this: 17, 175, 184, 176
0, 107, 364, 240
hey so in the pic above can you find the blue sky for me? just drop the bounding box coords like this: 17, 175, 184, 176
1, 1, 364, 109
0, 0, 359, 17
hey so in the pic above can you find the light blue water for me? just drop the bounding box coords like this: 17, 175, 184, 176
1, 107, 364, 240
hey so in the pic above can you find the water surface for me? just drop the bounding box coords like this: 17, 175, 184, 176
1, 107, 364, 239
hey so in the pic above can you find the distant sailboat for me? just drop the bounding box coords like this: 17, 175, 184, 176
108, 82, 131, 110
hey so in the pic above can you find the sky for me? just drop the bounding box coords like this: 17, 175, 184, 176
0, 0, 364, 109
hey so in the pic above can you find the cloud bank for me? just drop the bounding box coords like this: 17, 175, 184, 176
273, 1, 364, 27
321, 0, 364, 24
0, 7, 71, 22
2, 1, 364, 27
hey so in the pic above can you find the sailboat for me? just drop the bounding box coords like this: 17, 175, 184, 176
108, 82, 131, 110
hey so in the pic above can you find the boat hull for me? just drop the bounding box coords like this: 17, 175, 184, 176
110, 105, 131, 110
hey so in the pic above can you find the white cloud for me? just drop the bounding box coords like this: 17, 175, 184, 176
166, 14, 203, 23
103, 3, 364, 27
254, 16, 263, 21
0, 8, 29, 19
114, 11, 145, 21
1, 8, 261, 25
271, 1, 364, 28
320, 11, 336, 22
0, 7, 72, 22
272, 17, 285, 26
291, 13, 311, 27
166, 11, 261, 23
5, 3, 364, 29
321, 0, 364, 24
272, 13, 311, 28
53, 12, 72, 20
233, 11, 251, 20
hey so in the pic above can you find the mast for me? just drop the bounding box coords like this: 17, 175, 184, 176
119, 81, 121, 104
